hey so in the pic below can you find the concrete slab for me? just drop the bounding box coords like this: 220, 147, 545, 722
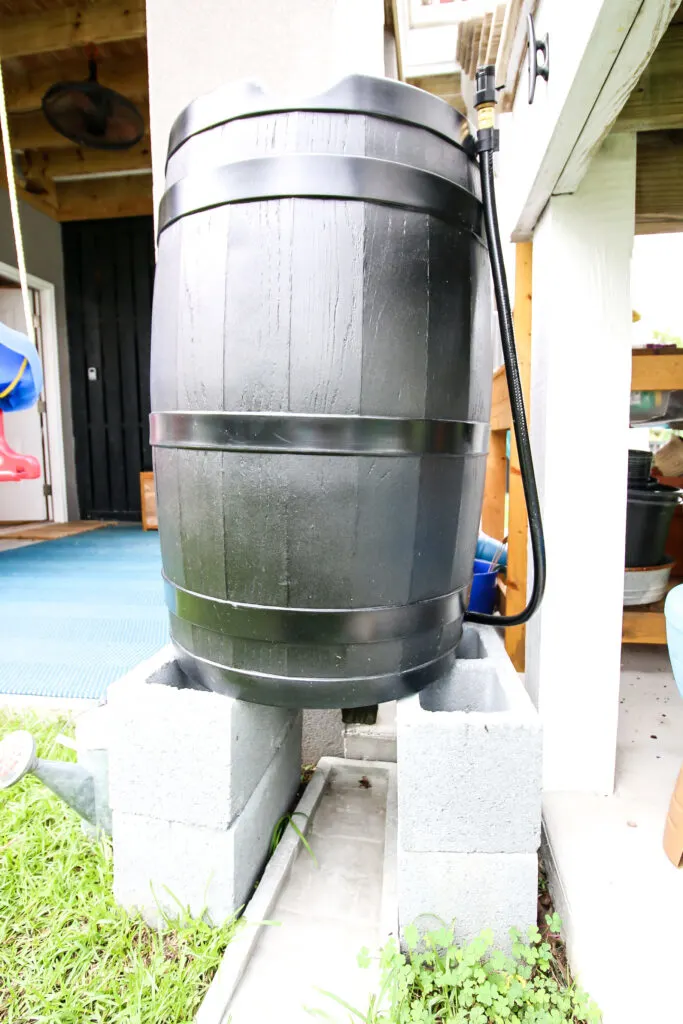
108, 646, 299, 829
344, 701, 397, 762
198, 758, 396, 1024
398, 847, 538, 950
544, 644, 683, 1024
398, 625, 542, 854
302, 708, 343, 763
113, 715, 302, 926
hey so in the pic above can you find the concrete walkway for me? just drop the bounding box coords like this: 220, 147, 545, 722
544, 644, 683, 1024
218, 760, 395, 1023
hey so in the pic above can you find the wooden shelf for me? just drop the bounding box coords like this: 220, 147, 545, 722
631, 350, 683, 391
622, 577, 681, 644
491, 349, 683, 435
485, 344, 683, 659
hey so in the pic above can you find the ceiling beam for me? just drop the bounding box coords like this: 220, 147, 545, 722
617, 23, 683, 131
8, 111, 80, 150
0, 0, 146, 61
555, 0, 679, 196
21, 138, 151, 181
57, 173, 153, 220
7, 103, 150, 151
0, 171, 60, 219
406, 73, 463, 111
635, 129, 683, 231
4, 55, 148, 114
500, 0, 678, 240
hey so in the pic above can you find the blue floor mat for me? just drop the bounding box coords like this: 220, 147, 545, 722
0, 525, 169, 699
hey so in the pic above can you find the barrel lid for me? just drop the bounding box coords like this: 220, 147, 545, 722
167, 74, 473, 164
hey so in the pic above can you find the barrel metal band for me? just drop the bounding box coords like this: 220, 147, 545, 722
158, 154, 482, 237
150, 412, 489, 458
165, 577, 467, 644
174, 640, 458, 696
167, 74, 471, 161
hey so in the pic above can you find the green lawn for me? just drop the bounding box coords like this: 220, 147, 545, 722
0, 710, 237, 1024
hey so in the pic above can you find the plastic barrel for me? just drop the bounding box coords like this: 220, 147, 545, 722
625, 482, 681, 568
150, 75, 492, 708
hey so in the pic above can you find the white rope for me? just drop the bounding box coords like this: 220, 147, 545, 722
0, 57, 36, 346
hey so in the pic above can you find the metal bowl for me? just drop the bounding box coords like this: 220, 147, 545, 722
623, 559, 675, 606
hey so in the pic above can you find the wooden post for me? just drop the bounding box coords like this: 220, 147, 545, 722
482, 429, 507, 541
505, 242, 533, 670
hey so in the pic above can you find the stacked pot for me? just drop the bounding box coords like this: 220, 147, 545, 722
624, 449, 682, 605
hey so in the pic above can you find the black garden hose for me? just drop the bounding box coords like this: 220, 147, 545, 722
465, 82, 546, 627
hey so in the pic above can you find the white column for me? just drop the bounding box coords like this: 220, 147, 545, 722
525, 133, 636, 795
145, 0, 385, 210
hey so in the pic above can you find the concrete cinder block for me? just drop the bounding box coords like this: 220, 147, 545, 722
302, 709, 343, 764
397, 625, 542, 854
107, 645, 299, 829
343, 702, 397, 762
113, 712, 302, 926
398, 847, 538, 951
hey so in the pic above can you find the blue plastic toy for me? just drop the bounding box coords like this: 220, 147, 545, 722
0, 321, 43, 412
0, 321, 43, 481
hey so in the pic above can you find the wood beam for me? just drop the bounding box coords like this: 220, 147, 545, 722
632, 350, 683, 390
504, 242, 533, 672
57, 174, 153, 220
495, 0, 532, 109
482, 429, 507, 540
8, 111, 79, 150
490, 365, 512, 431
21, 139, 151, 181
7, 104, 150, 151
0, 168, 59, 218
617, 23, 683, 131
4, 56, 148, 114
501, 0, 677, 241
406, 73, 463, 110
0, 1, 146, 60
635, 129, 683, 231
555, 0, 678, 197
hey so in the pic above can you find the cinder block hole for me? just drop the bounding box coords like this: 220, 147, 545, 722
147, 661, 197, 691
419, 667, 503, 713
455, 627, 485, 660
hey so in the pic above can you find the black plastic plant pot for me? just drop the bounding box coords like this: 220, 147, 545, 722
627, 448, 654, 487
625, 482, 681, 569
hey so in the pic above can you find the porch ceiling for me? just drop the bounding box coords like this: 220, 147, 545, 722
0, 0, 151, 221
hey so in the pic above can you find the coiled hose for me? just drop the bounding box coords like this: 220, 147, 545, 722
465, 146, 546, 626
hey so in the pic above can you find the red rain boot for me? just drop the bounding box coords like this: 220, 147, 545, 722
0, 410, 41, 482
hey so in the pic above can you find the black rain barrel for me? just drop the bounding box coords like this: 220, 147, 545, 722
150, 75, 492, 708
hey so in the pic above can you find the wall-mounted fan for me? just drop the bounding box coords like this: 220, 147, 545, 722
42, 59, 144, 150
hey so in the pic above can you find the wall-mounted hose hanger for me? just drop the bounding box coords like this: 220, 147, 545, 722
527, 14, 549, 104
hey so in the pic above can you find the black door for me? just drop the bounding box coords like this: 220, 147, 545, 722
63, 217, 155, 520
